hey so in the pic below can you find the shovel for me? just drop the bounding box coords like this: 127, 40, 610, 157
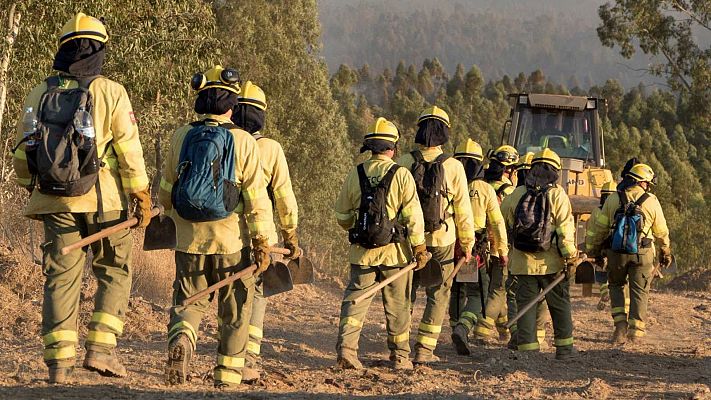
143, 138, 177, 251
182, 247, 296, 305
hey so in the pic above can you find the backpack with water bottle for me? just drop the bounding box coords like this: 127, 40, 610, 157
15, 75, 103, 196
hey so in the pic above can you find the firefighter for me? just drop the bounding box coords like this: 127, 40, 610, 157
159, 66, 273, 388
500, 149, 579, 360
231, 81, 300, 383
12, 13, 149, 384
586, 163, 672, 344
397, 106, 475, 364
473, 145, 519, 343
334, 117, 427, 370
591, 181, 616, 310
505, 151, 549, 349
449, 139, 508, 356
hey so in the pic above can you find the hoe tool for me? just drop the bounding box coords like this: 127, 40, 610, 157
143, 138, 177, 251
352, 255, 439, 305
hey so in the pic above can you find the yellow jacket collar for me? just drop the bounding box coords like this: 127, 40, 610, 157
370, 154, 393, 161
199, 114, 232, 124
418, 145, 443, 156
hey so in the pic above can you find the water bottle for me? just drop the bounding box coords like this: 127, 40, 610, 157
75, 107, 95, 151
22, 107, 38, 149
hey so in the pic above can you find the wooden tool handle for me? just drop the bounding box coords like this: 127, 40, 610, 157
268, 247, 291, 255
182, 264, 258, 306
445, 258, 467, 283
59, 206, 162, 255
352, 261, 417, 305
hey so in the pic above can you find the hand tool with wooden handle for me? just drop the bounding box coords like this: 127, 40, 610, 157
351, 261, 418, 305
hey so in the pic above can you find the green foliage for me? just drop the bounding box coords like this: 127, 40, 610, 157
331, 60, 710, 273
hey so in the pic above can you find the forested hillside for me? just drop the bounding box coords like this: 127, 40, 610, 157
330, 61, 710, 273
318, 0, 659, 87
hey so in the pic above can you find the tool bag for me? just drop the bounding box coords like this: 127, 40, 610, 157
16, 76, 102, 196
348, 164, 406, 248
410, 150, 449, 233
171, 120, 240, 222
610, 191, 650, 254
512, 185, 554, 252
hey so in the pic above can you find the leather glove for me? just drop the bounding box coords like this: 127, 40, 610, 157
281, 229, 302, 260
454, 241, 464, 262
659, 247, 673, 269
594, 255, 607, 272
130, 189, 152, 228
412, 243, 430, 271
564, 257, 578, 280
252, 236, 271, 274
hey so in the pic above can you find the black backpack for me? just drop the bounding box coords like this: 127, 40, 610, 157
512, 185, 555, 253
16, 76, 103, 196
348, 164, 406, 248
410, 151, 449, 233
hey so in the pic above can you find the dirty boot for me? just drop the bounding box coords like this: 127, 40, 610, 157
48, 365, 73, 384
413, 348, 440, 365
555, 346, 579, 360
165, 333, 193, 385
83, 349, 127, 377
391, 356, 413, 370
507, 331, 519, 350
451, 324, 471, 356
336, 352, 363, 370
611, 322, 628, 345
241, 367, 260, 384
597, 295, 609, 311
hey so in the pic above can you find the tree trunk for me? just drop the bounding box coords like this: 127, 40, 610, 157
0, 3, 22, 183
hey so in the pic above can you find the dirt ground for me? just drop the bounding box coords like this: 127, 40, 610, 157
0, 256, 709, 399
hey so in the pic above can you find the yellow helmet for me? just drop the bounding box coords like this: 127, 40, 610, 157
364, 117, 399, 143
515, 152, 535, 171
417, 106, 451, 128
532, 148, 562, 170
238, 81, 267, 110
488, 145, 519, 166
190, 65, 241, 95
454, 139, 484, 161
59, 12, 108, 46
601, 181, 616, 193
627, 163, 657, 185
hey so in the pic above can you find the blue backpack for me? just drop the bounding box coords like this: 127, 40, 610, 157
171, 120, 240, 222
610, 191, 650, 254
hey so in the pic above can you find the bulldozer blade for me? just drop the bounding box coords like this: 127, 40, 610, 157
263, 261, 294, 297
287, 255, 314, 285
415, 258, 443, 288
455, 259, 479, 283
142, 213, 177, 251
575, 261, 596, 284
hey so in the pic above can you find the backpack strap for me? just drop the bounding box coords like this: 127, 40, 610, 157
410, 150, 424, 166
434, 153, 450, 163
635, 192, 650, 207
45, 76, 62, 90
356, 163, 371, 195
496, 182, 512, 197
378, 164, 400, 189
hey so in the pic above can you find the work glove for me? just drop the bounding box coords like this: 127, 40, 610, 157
281, 229, 302, 260
252, 236, 271, 274
454, 241, 464, 262
130, 189, 153, 228
564, 257, 578, 280
594, 255, 607, 272
412, 243, 430, 271
659, 247, 673, 269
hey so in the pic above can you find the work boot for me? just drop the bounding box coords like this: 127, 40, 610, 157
241, 367, 260, 384
507, 331, 519, 350
498, 329, 511, 343
597, 295, 609, 311
555, 346, 579, 360
48, 366, 73, 384
451, 324, 471, 356
165, 333, 193, 385
413, 349, 440, 365
83, 349, 127, 377
391, 356, 413, 370
611, 322, 628, 345
336, 353, 363, 370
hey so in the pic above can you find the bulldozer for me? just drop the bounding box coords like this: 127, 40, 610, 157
502, 93, 614, 295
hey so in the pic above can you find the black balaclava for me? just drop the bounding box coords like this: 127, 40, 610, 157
525, 163, 559, 189
621, 157, 640, 178
459, 158, 485, 183
484, 159, 506, 182
231, 103, 265, 134
53, 38, 106, 77
360, 139, 396, 154
415, 119, 449, 147
194, 88, 239, 115
516, 169, 529, 187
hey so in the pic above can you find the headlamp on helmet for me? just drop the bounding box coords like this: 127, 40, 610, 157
489, 145, 519, 166
191, 65, 241, 95
627, 163, 657, 185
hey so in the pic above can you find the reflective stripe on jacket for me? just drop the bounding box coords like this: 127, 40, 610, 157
13, 76, 148, 217
397, 146, 475, 251
501, 185, 577, 275
334, 154, 425, 267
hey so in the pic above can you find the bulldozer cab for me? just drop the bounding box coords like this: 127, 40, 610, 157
504, 93, 613, 215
